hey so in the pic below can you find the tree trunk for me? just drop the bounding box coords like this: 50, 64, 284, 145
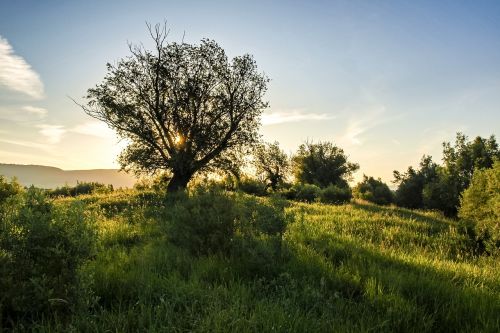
167, 172, 192, 192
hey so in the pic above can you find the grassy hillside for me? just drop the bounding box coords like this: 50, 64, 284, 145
2, 188, 499, 332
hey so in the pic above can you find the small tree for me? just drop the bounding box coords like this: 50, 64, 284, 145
354, 175, 393, 205
393, 155, 438, 209
253, 141, 290, 190
459, 161, 500, 254
292, 141, 359, 188
82, 24, 269, 191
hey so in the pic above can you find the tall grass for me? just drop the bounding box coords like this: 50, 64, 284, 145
1, 188, 498, 332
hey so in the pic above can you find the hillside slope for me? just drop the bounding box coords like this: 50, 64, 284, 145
0, 163, 136, 188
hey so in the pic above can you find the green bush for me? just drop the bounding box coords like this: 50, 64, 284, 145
293, 184, 321, 203
353, 175, 393, 205
164, 188, 237, 256
49, 181, 113, 197
0, 187, 97, 325
459, 161, 500, 254
320, 184, 352, 204
0, 176, 23, 204
237, 177, 268, 196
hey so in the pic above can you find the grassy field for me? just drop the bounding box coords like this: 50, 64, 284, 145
3, 188, 500, 332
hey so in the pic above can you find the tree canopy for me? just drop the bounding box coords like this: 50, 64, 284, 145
292, 141, 359, 188
82, 24, 269, 191
253, 141, 290, 190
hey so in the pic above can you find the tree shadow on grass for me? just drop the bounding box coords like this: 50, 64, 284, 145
288, 232, 499, 333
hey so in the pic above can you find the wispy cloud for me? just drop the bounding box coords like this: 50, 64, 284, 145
0, 36, 44, 99
262, 109, 334, 126
339, 106, 403, 146
72, 121, 115, 139
22, 105, 47, 117
37, 124, 66, 144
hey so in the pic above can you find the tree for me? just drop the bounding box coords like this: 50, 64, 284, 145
82, 24, 269, 191
354, 175, 393, 205
292, 141, 359, 188
459, 161, 500, 254
393, 155, 438, 209
253, 141, 290, 190
442, 133, 499, 192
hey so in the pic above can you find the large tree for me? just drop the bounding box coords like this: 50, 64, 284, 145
292, 141, 359, 188
82, 24, 269, 191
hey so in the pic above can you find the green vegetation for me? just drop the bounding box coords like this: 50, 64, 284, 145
1, 176, 498, 332
459, 161, 500, 255
353, 175, 393, 205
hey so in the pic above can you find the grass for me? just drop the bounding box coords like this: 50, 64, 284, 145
5, 189, 500, 332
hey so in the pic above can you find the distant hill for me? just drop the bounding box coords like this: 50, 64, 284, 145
0, 163, 137, 189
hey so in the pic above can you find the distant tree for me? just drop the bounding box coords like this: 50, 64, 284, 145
442, 133, 499, 192
253, 141, 290, 190
459, 161, 500, 254
393, 155, 438, 209
292, 141, 359, 188
82, 24, 269, 192
394, 133, 499, 216
354, 175, 393, 205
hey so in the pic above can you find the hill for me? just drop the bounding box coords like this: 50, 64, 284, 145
0, 163, 136, 188
2, 187, 498, 332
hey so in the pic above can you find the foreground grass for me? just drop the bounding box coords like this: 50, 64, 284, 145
21, 191, 500, 332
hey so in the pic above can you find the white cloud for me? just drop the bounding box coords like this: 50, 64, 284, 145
0, 36, 44, 99
262, 109, 334, 126
37, 124, 66, 144
22, 105, 47, 117
72, 121, 115, 138
339, 106, 402, 146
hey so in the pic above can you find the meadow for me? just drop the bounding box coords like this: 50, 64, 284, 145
2, 185, 498, 332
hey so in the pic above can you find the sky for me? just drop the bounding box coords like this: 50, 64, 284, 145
0, 0, 499, 183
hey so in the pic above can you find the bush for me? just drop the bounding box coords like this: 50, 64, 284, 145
0, 187, 97, 325
0, 176, 23, 204
49, 181, 113, 197
237, 177, 268, 196
459, 161, 500, 254
353, 175, 393, 205
320, 184, 352, 204
293, 184, 321, 203
164, 188, 237, 256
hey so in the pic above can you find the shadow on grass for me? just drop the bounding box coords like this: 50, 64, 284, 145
289, 231, 499, 332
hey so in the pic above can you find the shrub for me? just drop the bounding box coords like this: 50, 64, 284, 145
49, 181, 113, 197
459, 161, 500, 254
0, 176, 23, 204
353, 175, 393, 205
0, 187, 97, 325
237, 177, 268, 196
293, 184, 321, 203
164, 188, 237, 256
320, 184, 352, 204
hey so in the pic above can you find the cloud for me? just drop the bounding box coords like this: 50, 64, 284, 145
339, 106, 403, 146
0, 36, 44, 99
37, 124, 66, 144
262, 109, 335, 126
72, 121, 115, 139
22, 105, 47, 116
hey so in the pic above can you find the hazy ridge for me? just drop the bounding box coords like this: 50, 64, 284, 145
0, 163, 136, 189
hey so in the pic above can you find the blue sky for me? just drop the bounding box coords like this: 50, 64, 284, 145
0, 0, 499, 183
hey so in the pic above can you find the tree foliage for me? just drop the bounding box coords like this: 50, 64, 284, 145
459, 161, 500, 254
292, 141, 359, 189
253, 141, 290, 190
393, 133, 499, 216
393, 155, 438, 209
83, 24, 269, 191
354, 175, 393, 205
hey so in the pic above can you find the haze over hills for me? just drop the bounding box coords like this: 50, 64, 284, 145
0, 164, 137, 189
